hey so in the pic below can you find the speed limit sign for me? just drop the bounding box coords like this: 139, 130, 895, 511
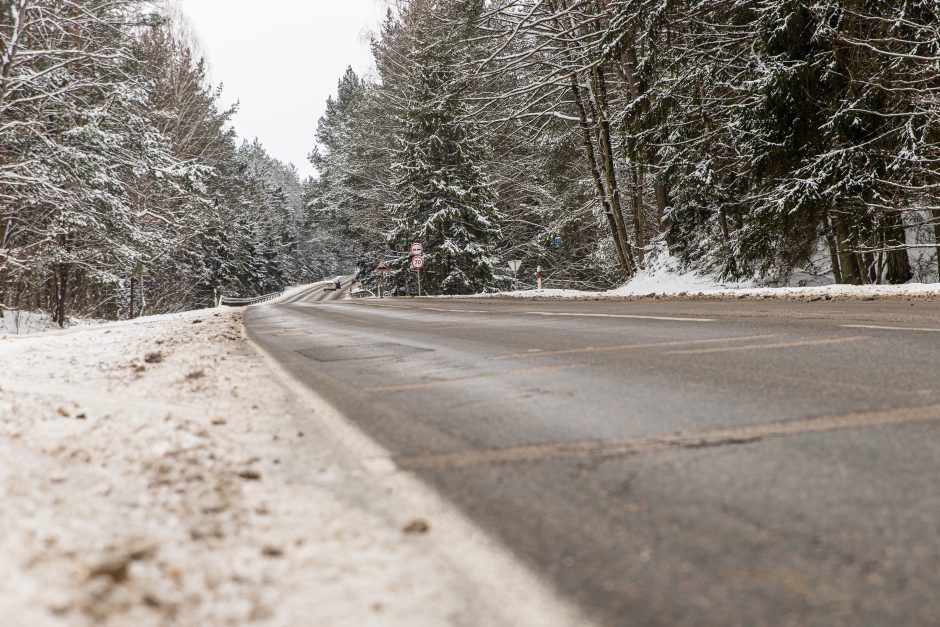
411, 256, 425, 269
410, 242, 424, 256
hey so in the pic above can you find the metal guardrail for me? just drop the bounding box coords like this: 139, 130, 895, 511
218, 291, 283, 307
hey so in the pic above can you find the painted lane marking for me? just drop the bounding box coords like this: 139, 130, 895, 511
361, 363, 584, 394
491, 334, 777, 361
344, 301, 714, 321
522, 311, 715, 323
421, 307, 490, 314
394, 403, 940, 470
350, 303, 416, 310
842, 324, 940, 333
663, 336, 867, 356
351, 303, 490, 314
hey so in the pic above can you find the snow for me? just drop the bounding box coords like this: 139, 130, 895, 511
497, 251, 940, 301
0, 307, 481, 626
0, 309, 63, 335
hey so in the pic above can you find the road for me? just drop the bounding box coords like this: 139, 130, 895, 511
246, 290, 940, 626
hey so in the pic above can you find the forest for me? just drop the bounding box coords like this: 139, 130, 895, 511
2, 1, 939, 322
0, 0, 320, 324
312, 0, 940, 295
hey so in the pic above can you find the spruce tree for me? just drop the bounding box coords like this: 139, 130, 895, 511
387, 0, 502, 295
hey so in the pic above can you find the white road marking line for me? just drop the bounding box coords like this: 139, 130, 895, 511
842, 324, 940, 333
522, 311, 715, 323
346, 302, 713, 321
396, 403, 940, 470
422, 307, 489, 313
361, 363, 584, 393
352, 303, 487, 313
350, 303, 416, 310
491, 334, 776, 361
663, 336, 867, 356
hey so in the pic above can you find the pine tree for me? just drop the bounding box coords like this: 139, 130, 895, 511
387, 0, 502, 295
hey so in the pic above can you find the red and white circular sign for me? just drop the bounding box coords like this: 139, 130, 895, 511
410, 242, 424, 256
411, 256, 425, 269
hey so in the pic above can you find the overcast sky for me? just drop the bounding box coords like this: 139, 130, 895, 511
181, 1, 387, 179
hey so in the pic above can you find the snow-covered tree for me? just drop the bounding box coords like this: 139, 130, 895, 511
385, 0, 502, 295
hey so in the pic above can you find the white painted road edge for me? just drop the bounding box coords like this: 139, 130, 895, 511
247, 312, 595, 627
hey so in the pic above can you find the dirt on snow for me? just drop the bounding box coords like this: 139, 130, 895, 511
0, 309, 472, 626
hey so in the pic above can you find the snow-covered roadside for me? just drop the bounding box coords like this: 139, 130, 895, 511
0, 308, 475, 626
500, 281, 940, 301
492, 253, 940, 301
0, 309, 76, 335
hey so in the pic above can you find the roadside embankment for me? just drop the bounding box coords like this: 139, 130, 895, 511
0, 308, 473, 626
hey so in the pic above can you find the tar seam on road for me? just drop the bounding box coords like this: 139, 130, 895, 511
662, 336, 867, 356
245, 312, 595, 627
842, 324, 940, 333
359, 363, 585, 393
393, 403, 940, 470
490, 334, 776, 361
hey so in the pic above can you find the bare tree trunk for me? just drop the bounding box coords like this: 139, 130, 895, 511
129, 276, 136, 319
631, 164, 646, 265
933, 209, 940, 283
884, 212, 912, 284
0, 213, 6, 310
618, 43, 670, 247
588, 67, 636, 275
824, 213, 843, 284
54, 262, 68, 327
570, 75, 632, 275
833, 217, 863, 285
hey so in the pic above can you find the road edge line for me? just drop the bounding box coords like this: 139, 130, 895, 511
245, 320, 594, 627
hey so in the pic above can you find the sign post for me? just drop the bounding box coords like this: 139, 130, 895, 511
376, 259, 390, 298
411, 255, 425, 296
507, 260, 522, 290
536, 265, 542, 291
130, 262, 149, 319
410, 242, 425, 297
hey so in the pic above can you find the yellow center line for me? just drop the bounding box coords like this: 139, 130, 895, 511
663, 336, 867, 356
491, 334, 777, 361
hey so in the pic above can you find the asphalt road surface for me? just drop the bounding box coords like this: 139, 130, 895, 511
247, 290, 940, 626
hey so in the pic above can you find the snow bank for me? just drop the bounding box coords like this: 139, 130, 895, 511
0, 308, 62, 335
0, 308, 474, 627
498, 251, 940, 301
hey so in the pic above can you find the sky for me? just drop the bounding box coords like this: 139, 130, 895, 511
180, 1, 387, 179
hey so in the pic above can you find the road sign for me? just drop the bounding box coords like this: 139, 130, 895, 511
508, 260, 522, 272
553, 236, 562, 246
411, 256, 425, 269
376, 259, 390, 273
411, 242, 424, 256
